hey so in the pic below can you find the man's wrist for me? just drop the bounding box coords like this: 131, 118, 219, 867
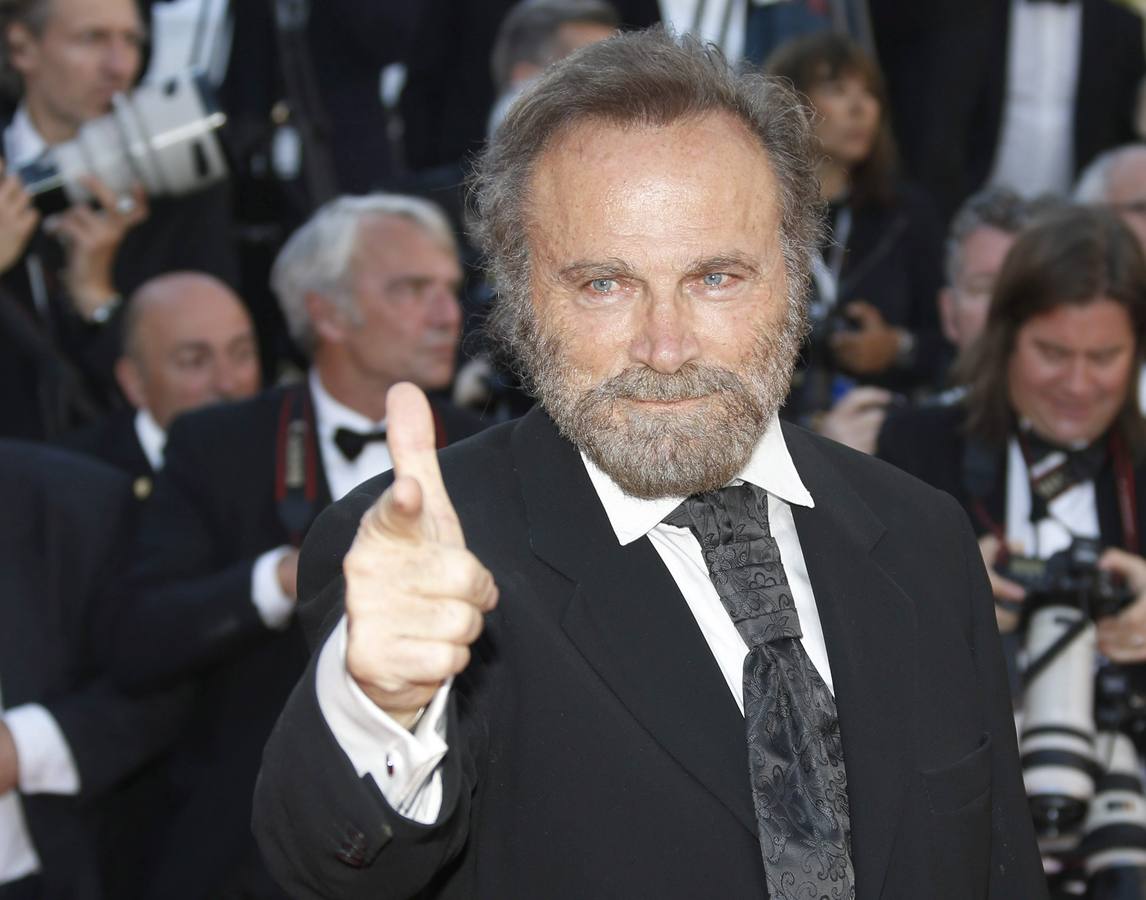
893, 329, 916, 368
0, 718, 19, 795
72, 288, 122, 324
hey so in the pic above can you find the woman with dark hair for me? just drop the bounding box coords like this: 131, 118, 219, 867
767, 33, 947, 419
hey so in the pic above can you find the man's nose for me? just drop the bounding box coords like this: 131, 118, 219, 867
105, 39, 138, 84
1062, 358, 1096, 395
629, 293, 701, 374
428, 290, 463, 332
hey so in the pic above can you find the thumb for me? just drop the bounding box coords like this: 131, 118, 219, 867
384, 382, 464, 546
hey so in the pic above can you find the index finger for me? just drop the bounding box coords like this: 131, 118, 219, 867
387, 382, 464, 547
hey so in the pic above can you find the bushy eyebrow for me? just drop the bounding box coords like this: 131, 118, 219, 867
682, 252, 762, 277
556, 258, 638, 285
556, 252, 762, 285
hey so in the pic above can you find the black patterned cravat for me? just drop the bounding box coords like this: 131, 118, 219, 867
666, 484, 855, 900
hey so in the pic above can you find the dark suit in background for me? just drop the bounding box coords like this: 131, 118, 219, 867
60, 408, 154, 494
0, 442, 186, 899
113, 382, 482, 899
253, 408, 1045, 899
871, 0, 1144, 219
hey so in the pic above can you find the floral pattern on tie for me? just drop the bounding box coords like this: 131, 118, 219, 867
666, 484, 855, 900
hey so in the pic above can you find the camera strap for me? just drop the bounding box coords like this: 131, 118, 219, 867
971, 429, 1139, 556
1021, 616, 1092, 689
274, 384, 319, 547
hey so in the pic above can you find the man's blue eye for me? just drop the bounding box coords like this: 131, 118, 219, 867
590, 278, 616, 293
703, 273, 727, 287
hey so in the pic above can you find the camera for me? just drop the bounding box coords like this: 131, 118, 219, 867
16, 70, 228, 215
1004, 539, 1136, 836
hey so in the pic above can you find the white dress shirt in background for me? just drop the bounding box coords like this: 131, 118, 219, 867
989, 0, 1082, 197
251, 371, 396, 629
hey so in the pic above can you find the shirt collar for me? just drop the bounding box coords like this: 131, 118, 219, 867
308, 369, 386, 438
4, 104, 47, 167
583, 414, 814, 547
134, 408, 167, 471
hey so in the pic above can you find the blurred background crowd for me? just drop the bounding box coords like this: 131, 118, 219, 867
5, 0, 1146, 898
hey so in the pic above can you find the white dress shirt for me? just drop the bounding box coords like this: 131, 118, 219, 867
251, 372, 397, 629
0, 684, 81, 884
134, 409, 167, 472
3, 104, 45, 168
314, 414, 831, 824
1004, 437, 1100, 559
989, 0, 1082, 197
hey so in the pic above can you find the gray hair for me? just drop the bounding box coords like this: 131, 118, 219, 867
491, 0, 620, 93
470, 27, 822, 390
1074, 143, 1146, 205
271, 193, 456, 355
944, 187, 1057, 285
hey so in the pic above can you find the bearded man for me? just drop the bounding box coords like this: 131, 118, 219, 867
252, 29, 1046, 900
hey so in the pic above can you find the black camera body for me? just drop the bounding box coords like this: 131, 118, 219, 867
1001, 538, 1134, 623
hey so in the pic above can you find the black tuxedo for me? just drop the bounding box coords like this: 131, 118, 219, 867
113, 382, 483, 900
872, 0, 1144, 219
253, 408, 1046, 899
875, 402, 1146, 547
59, 408, 154, 499
0, 442, 186, 899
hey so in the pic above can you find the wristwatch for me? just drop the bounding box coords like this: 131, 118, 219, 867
894, 329, 916, 368
86, 293, 123, 325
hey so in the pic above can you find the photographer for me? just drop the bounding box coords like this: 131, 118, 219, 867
879, 205, 1146, 627
878, 205, 1146, 893
0, 0, 238, 441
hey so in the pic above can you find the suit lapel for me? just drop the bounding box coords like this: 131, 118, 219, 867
512, 410, 757, 835
784, 426, 915, 899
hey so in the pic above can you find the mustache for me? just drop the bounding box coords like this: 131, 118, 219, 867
583, 362, 750, 403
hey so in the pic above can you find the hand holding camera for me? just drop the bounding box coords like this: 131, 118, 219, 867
1095, 547, 1146, 663
44, 176, 148, 320
828, 300, 905, 375
0, 161, 39, 275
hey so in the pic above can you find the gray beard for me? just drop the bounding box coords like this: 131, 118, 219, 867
532, 320, 800, 499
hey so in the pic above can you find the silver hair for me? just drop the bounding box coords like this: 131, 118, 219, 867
1074, 143, 1146, 205
490, 0, 620, 93
944, 186, 1057, 286
271, 193, 457, 355
469, 27, 822, 392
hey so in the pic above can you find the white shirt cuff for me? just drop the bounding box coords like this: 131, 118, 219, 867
251, 546, 296, 629
4, 704, 80, 795
315, 616, 450, 824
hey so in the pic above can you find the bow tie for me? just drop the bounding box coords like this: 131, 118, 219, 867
333, 426, 388, 462
1023, 429, 1107, 480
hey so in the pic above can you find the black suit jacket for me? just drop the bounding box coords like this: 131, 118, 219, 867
253, 408, 1046, 899
114, 381, 484, 900
873, 0, 1144, 220
0, 442, 186, 899
59, 408, 153, 491
876, 402, 1146, 547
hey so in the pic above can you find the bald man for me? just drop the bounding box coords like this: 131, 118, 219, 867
62, 272, 261, 496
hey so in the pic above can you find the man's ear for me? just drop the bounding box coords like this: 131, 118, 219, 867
5, 22, 38, 78
938, 287, 959, 346
305, 291, 351, 344
115, 356, 148, 411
